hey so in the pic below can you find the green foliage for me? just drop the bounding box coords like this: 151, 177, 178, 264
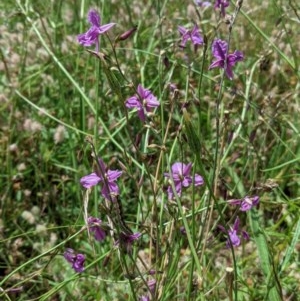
0, 0, 299, 300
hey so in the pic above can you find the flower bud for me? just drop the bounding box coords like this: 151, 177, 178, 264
118, 25, 138, 41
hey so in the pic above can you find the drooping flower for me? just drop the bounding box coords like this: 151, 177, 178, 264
208, 39, 244, 79
164, 162, 204, 200
228, 195, 259, 211
80, 158, 122, 201
178, 24, 203, 48
219, 217, 249, 248
64, 248, 85, 273
214, 0, 229, 16
77, 9, 116, 51
88, 216, 106, 241
125, 84, 159, 122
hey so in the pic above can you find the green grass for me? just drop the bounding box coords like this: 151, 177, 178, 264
0, 0, 299, 300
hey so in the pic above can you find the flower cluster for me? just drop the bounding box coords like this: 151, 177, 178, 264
219, 194, 259, 248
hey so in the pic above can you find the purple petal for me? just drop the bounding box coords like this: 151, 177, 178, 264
227, 52, 242, 67
178, 26, 188, 35
64, 248, 76, 263
212, 39, 227, 60
181, 177, 192, 187
167, 186, 174, 199
227, 198, 242, 205
145, 96, 160, 109
175, 181, 183, 195
208, 59, 224, 70
88, 217, 106, 241
196, 0, 212, 7
125, 96, 141, 109
182, 162, 193, 176
242, 230, 250, 240
101, 181, 119, 200
99, 23, 116, 34
171, 162, 186, 176
80, 172, 101, 188
77, 27, 100, 46
227, 230, 240, 247
225, 64, 234, 80
191, 25, 203, 45
97, 158, 107, 176
194, 174, 204, 186
72, 254, 85, 273
240, 201, 252, 211
107, 169, 122, 182
137, 109, 146, 121
252, 196, 259, 206
88, 9, 101, 27
137, 84, 146, 99
233, 217, 240, 231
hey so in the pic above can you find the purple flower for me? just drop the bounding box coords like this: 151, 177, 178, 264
228, 195, 259, 211
77, 9, 116, 51
64, 248, 85, 273
80, 158, 122, 201
214, 0, 229, 16
88, 216, 106, 241
208, 39, 244, 80
125, 84, 159, 122
164, 162, 204, 200
118, 232, 141, 254
219, 217, 249, 248
139, 296, 150, 301
195, 0, 212, 7
178, 25, 203, 48
147, 279, 156, 294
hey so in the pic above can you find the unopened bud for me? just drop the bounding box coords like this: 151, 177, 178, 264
118, 25, 138, 41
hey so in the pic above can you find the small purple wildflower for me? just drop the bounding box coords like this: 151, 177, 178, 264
219, 217, 249, 248
178, 25, 203, 48
77, 9, 116, 51
164, 162, 204, 200
118, 231, 141, 254
88, 216, 106, 241
64, 248, 85, 273
139, 296, 150, 301
209, 39, 244, 80
214, 0, 229, 17
195, 0, 212, 7
80, 158, 122, 201
228, 195, 259, 211
125, 84, 159, 122
147, 279, 156, 294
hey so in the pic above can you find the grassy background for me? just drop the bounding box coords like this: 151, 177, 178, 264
0, 0, 299, 300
